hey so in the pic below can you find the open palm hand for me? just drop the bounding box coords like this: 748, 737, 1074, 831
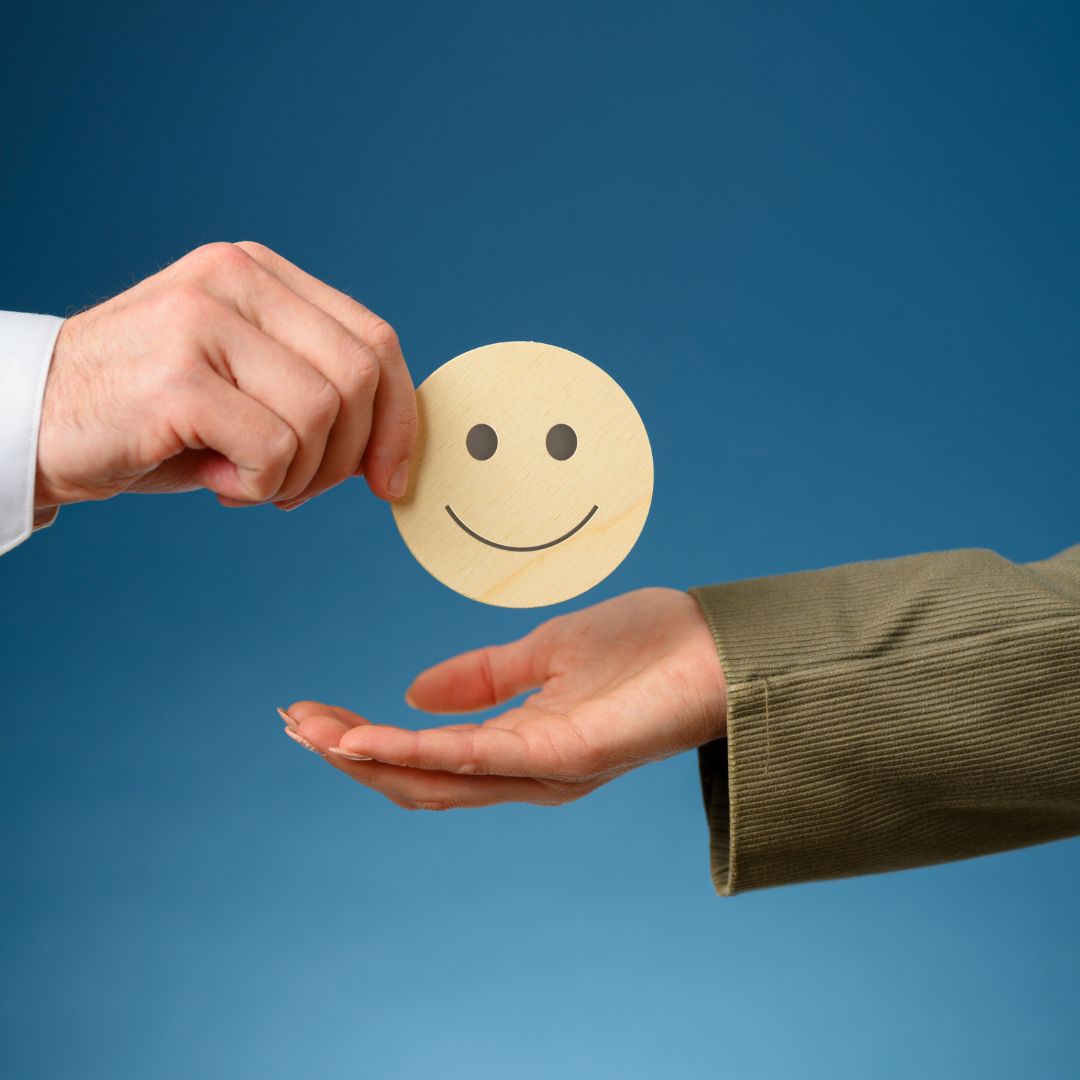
281, 588, 727, 810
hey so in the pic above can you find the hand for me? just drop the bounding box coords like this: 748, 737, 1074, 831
35, 242, 417, 511
281, 588, 728, 809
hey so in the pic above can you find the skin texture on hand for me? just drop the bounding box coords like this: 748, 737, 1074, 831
35, 242, 417, 511
281, 588, 728, 810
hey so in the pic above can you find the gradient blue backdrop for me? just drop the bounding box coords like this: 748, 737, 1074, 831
2, 3, 1078, 1077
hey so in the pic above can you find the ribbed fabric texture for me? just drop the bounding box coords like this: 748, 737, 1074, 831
690, 544, 1080, 895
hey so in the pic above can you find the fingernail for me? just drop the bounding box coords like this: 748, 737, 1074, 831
327, 746, 374, 762
284, 727, 322, 754
277, 497, 310, 512
277, 707, 298, 728
404, 688, 418, 708
388, 461, 410, 500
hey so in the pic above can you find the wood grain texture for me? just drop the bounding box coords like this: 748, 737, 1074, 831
392, 341, 653, 607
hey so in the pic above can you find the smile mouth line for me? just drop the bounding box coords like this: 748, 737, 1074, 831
445, 504, 599, 552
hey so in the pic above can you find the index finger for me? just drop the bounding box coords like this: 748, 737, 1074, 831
406, 639, 547, 714
334, 713, 595, 781
234, 242, 417, 500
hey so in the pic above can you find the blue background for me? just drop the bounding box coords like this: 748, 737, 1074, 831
2, 2, 1078, 1077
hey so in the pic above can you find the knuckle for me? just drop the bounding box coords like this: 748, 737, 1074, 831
340, 339, 380, 396
367, 318, 400, 357
233, 240, 274, 262
309, 377, 341, 426
243, 472, 280, 503
264, 423, 299, 467
184, 241, 253, 280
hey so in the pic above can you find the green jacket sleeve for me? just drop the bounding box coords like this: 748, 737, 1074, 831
689, 544, 1080, 895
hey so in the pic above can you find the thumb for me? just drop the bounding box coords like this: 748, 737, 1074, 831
406, 635, 548, 715
123, 449, 207, 495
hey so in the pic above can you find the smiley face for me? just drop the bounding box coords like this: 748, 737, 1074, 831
392, 341, 653, 607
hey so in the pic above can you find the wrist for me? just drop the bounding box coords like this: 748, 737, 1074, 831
33, 467, 73, 510
33, 317, 89, 510
34, 462, 77, 510
682, 593, 729, 742
698, 646, 729, 742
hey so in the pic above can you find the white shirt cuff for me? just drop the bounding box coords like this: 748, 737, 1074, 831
0, 312, 64, 556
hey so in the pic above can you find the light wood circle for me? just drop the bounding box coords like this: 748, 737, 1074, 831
392, 341, 653, 608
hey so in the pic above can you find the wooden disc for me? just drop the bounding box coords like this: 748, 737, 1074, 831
392, 341, 653, 608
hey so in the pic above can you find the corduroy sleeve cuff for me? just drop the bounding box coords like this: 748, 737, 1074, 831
689, 547, 1080, 896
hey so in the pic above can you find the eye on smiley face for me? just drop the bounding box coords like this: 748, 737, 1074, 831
448, 420, 596, 552
392, 341, 653, 608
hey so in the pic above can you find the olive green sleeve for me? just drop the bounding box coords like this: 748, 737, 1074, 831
689, 544, 1080, 895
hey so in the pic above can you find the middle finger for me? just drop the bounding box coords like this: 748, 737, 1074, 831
321, 757, 558, 810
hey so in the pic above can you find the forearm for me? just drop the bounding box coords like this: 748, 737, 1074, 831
691, 544, 1080, 895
